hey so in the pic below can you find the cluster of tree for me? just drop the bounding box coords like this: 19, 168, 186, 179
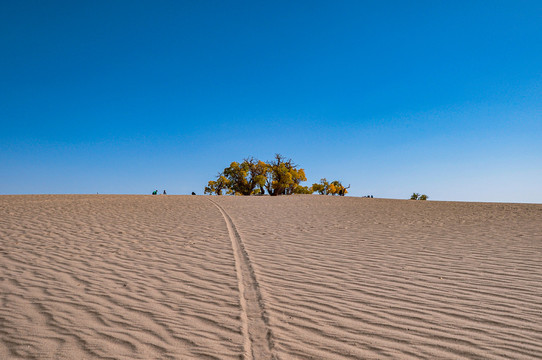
311, 178, 350, 196
204, 154, 349, 196
410, 193, 428, 200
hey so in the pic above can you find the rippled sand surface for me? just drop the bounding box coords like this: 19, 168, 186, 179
1, 195, 541, 359
0, 195, 243, 359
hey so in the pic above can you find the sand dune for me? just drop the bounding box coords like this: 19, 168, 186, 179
1, 195, 541, 359
0, 195, 243, 359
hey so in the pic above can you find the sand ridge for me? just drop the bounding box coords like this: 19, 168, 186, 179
1, 195, 542, 359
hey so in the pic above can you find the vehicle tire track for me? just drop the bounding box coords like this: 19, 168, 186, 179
207, 198, 275, 360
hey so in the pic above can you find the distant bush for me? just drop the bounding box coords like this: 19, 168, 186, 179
311, 178, 350, 196
410, 193, 428, 201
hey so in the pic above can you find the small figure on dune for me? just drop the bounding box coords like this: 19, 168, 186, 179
163, 190, 167, 195
192, 192, 196, 195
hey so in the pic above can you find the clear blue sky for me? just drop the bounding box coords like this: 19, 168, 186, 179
1, 1, 540, 202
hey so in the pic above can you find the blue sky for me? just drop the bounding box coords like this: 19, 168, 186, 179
1, 1, 540, 202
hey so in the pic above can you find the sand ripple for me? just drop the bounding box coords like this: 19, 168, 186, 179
0, 195, 244, 359
1, 195, 541, 359
216, 196, 542, 360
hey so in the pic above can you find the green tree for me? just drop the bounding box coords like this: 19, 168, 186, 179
410, 192, 420, 200
419, 194, 428, 200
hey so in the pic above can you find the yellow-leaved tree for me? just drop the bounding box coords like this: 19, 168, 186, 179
264, 154, 308, 195
204, 174, 231, 195
311, 178, 349, 196
204, 154, 349, 196
221, 158, 269, 195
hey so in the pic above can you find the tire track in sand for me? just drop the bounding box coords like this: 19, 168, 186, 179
208, 198, 274, 360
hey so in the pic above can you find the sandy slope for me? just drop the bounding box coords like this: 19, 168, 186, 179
1, 195, 541, 359
215, 196, 542, 359
0, 195, 243, 359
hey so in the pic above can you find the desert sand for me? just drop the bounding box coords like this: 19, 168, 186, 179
1, 195, 541, 359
